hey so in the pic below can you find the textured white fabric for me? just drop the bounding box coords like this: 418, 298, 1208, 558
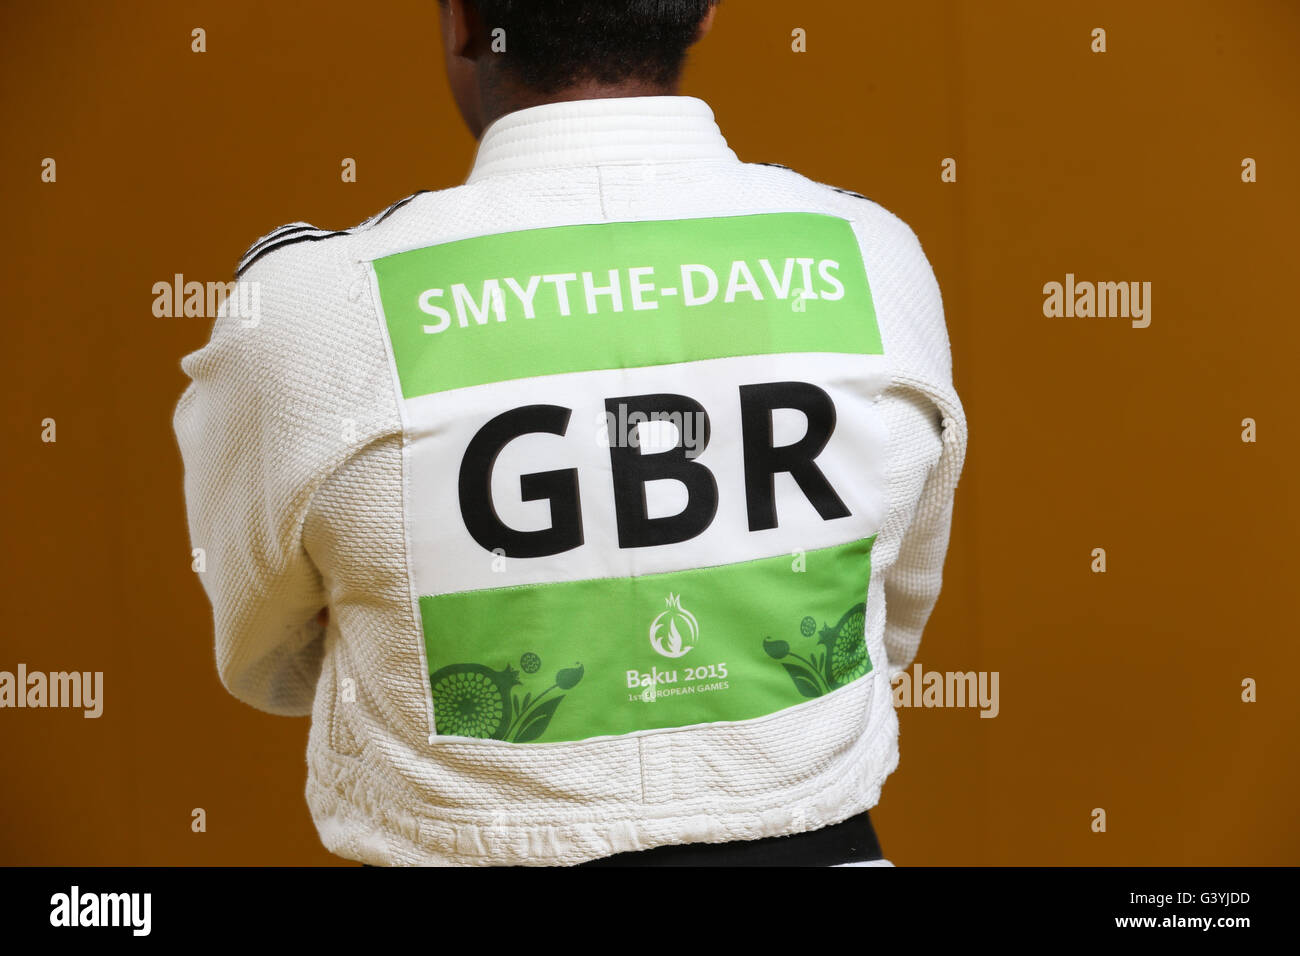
173, 96, 966, 866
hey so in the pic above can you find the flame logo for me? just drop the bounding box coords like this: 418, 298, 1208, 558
649, 593, 699, 659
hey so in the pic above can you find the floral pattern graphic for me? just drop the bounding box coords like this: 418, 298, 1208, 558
763, 602, 871, 698
430, 654, 583, 742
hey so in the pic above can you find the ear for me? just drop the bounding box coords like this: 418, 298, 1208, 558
445, 0, 485, 60
696, 3, 718, 42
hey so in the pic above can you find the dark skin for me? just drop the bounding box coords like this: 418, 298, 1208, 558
313, 1, 715, 630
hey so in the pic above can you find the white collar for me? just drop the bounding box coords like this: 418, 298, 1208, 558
466, 95, 739, 182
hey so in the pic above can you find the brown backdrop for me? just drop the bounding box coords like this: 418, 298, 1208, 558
1, 0, 1296, 865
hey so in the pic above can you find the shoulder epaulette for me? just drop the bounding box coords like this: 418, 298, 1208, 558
352, 189, 433, 232
236, 224, 345, 277
755, 162, 874, 204
828, 185, 870, 201
235, 189, 433, 278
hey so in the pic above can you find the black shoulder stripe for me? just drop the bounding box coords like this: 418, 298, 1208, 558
234, 189, 432, 277
237, 230, 350, 277
242, 222, 303, 253
358, 189, 432, 231
238, 223, 328, 270
830, 185, 870, 201
758, 161, 874, 202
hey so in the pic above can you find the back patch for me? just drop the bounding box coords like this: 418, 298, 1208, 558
370, 212, 889, 744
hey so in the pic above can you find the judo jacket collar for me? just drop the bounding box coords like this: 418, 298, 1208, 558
466, 95, 740, 182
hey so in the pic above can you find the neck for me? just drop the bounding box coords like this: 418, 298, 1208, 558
476, 79, 681, 139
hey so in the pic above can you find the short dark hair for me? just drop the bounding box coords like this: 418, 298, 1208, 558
460, 0, 715, 93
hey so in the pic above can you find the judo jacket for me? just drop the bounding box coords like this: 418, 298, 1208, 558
173, 95, 967, 865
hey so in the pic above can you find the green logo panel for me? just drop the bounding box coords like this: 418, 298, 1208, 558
422, 537, 876, 744
372, 212, 880, 398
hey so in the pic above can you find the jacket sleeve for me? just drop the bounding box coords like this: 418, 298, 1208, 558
876, 224, 968, 675
882, 399, 965, 673
172, 261, 327, 716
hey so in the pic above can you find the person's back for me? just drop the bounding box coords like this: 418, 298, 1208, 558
173, 0, 966, 866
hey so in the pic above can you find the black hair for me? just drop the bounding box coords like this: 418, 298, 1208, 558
451, 0, 715, 93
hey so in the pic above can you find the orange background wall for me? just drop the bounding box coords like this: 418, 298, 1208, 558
1, 0, 1296, 865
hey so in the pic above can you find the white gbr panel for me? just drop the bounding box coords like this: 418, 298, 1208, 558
402, 350, 890, 599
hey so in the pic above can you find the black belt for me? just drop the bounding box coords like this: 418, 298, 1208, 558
576, 808, 883, 867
